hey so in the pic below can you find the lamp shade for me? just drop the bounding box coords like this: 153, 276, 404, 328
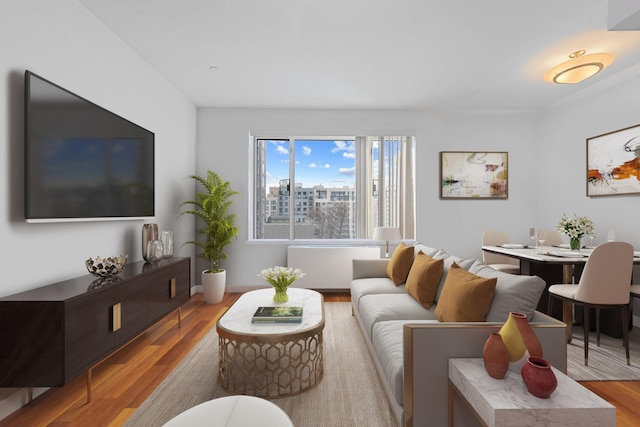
372, 227, 401, 242
544, 50, 614, 84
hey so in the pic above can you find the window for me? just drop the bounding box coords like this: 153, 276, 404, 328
253, 136, 415, 241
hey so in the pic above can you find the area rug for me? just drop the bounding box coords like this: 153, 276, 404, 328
123, 302, 394, 427
567, 326, 640, 381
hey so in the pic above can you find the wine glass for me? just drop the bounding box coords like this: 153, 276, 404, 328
607, 230, 616, 242
536, 229, 546, 253
529, 227, 536, 247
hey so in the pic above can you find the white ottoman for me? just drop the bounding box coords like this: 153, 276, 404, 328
162, 395, 294, 427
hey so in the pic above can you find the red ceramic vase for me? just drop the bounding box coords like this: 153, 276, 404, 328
483, 332, 509, 379
521, 356, 557, 398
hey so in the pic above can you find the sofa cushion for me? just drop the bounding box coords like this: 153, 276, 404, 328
469, 260, 545, 322
386, 242, 415, 285
433, 252, 477, 304
370, 319, 441, 406
351, 277, 406, 311
405, 252, 444, 308
434, 263, 497, 322
413, 243, 438, 257
358, 293, 437, 338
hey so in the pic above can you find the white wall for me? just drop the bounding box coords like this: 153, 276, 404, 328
0, 0, 196, 416
196, 108, 540, 290
537, 67, 640, 252
537, 66, 640, 298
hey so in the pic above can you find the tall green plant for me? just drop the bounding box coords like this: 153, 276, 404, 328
179, 170, 239, 273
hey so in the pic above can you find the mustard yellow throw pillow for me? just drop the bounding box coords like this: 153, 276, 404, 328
435, 262, 497, 322
405, 251, 444, 308
386, 242, 414, 285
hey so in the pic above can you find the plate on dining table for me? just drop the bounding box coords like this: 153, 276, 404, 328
545, 250, 588, 258
634, 251, 640, 258
500, 244, 528, 249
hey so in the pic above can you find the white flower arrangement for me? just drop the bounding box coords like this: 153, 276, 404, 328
557, 214, 595, 240
258, 266, 306, 302
257, 266, 306, 290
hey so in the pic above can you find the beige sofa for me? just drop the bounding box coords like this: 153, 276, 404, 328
351, 243, 567, 427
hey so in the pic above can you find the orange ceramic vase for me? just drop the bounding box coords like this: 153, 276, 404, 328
511, 312, 543, 358
482, 332, 509, 379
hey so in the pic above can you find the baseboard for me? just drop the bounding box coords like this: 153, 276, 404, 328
0, 387, 48, 422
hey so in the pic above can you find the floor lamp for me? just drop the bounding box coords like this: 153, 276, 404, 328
373, 227, 401, 258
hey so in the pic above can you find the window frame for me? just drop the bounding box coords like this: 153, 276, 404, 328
250, 135, 415, 243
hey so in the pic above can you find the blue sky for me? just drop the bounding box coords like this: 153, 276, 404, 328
266, 139, 356, 189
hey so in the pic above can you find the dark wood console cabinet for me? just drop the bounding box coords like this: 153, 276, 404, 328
0, 257, 190, 390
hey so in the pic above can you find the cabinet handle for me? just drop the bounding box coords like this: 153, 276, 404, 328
170, 278, 176, 299
113, 303, 122, 331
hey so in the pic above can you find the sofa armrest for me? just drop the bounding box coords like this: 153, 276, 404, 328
402, 314, 566, 427
352, 258, 390, 280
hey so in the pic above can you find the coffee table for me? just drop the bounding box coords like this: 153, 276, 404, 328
216, 288, 324, 398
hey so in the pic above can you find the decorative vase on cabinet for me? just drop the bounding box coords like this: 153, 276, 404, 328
142, 223, 158, 261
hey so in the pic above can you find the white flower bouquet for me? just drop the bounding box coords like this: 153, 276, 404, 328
557, 214, 595, 250
258, 266, 306, 302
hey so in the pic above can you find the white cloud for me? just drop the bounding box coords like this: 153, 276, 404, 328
339, 167, 356, 176
302, 146, 312, 155
276, 145, 288, 155
331, 140, 355, 154
343, 152, 355, 159
309, 162, 330, 169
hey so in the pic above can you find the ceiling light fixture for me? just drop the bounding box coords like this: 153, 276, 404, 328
544, 50, 615, 84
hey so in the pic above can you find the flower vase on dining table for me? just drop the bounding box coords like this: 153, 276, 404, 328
570, 237, 581, 251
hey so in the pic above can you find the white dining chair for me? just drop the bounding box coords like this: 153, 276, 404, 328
548, 242, 634, 366
481, 230, 520, 274
540, 229, 564, 246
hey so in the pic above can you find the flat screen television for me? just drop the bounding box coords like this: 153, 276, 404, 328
24, 71, 155, 223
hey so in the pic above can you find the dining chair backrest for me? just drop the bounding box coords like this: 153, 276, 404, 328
540, 229, 563, 246
574, 241, 633, 305
482, 230, 518, 265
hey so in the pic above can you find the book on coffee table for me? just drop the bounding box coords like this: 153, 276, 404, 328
252, 306, 303, 323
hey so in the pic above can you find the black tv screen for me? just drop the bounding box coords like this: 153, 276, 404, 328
25, 71, 154, 222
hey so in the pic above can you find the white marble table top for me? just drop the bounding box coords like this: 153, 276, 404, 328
216, 287, 324, 336
449, 358, 615, 427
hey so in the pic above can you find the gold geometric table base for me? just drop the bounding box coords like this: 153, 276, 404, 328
217, 330, 323, 398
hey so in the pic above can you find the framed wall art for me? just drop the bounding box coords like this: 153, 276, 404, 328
440, 151, 508, 199
587, 123, 640, 197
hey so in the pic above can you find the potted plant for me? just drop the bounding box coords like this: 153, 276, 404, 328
179, 170, 239, 304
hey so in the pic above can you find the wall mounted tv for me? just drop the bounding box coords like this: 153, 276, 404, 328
24, 71, 155, 223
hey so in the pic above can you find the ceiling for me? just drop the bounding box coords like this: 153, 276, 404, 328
78, 0, 640, 110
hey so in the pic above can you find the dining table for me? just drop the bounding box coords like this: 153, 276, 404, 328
482, 244, 640, 342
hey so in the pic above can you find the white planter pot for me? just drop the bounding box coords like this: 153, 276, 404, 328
202, 269, 226, 304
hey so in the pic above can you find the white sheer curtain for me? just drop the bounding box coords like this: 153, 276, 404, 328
356, 136, 415, 240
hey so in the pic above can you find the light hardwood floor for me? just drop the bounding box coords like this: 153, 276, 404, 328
0, 292, 637, 426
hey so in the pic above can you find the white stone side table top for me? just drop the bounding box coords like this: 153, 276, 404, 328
217, 287, 324, 335
449, 358, 615, 427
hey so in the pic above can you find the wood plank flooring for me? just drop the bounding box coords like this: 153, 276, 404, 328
0, 291, 638, 426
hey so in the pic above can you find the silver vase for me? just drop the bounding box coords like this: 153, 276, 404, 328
142, 223, 158, 261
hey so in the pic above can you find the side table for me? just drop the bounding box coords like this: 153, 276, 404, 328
448, 358, 615, 427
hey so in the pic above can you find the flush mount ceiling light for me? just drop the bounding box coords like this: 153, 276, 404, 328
544, 50, 615, 84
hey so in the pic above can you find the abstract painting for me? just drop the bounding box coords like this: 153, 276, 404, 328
440, 151, 508, 199
587, 124, 640, 197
